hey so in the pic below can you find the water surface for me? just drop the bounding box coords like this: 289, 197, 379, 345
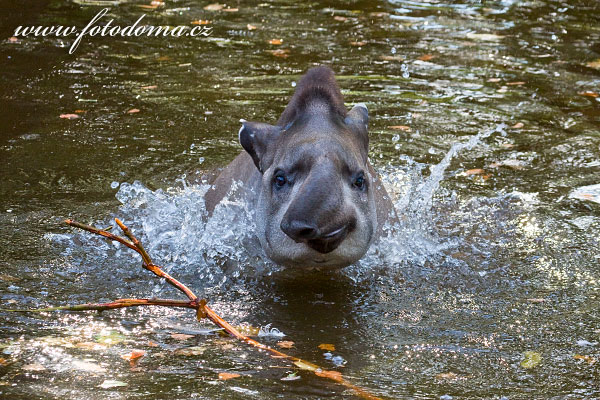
1, 0, 599, 399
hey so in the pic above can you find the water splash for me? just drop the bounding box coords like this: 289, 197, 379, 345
56, 124, 520, 289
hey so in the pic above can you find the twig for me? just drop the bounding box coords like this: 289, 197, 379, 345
35, 218, 383, 399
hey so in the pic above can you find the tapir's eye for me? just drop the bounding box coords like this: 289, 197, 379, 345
274, 173, 287, 188
353, 173, 366, 190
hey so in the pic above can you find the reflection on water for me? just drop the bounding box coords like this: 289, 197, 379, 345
1, 0, 599, 399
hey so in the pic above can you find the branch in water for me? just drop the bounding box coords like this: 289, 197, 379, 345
46, 218, 383, 400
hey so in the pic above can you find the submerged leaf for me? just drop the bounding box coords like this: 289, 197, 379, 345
99, 379, 128, 389
277, 341, 295, 349
219, 372, 241, 380
293, 360, 318, 372
171, 333, 194, 341
521, 351, 541, 369
318, 343, 336, 351
121, 350, 146, 361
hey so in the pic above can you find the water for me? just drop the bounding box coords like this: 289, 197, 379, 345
1, 0, 599, 399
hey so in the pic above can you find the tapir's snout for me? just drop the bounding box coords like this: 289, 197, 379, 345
280, 214, 356, 254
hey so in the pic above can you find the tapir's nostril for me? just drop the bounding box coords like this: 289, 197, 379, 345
281, 220, 319, 242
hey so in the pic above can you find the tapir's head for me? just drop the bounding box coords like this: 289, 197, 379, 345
238, 66, 378, 268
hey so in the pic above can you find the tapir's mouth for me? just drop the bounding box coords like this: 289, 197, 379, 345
306, 224, 352, 254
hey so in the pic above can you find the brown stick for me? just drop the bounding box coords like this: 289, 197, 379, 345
7, 298, 196, 312
62, 218, 382, 400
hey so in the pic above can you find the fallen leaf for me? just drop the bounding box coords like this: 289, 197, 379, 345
388, 125, 411, 131
512, 122, 524, 129
464, 168, 486, 176
8, 37, 19, 43
277, 341, 295, 349
417, 54, 434, 61
574, 354, 597, 364
266, 49, 290, 58
379, 55, 404, 62
223, 8, 238, 12
127, 108, 140, 114
315, 369, 343, 382
350, 41, 367, 46
318, 343, 336, 351
466, 32, 504, 42
579, 91, 598, 98
586, 59, 600, 69
334, 16, 348, 21
192, 20, 211, 25
268, 38, 283, 45
521, 351, 541, 369
219, 372, 241, 380
74, 109, 86, 113
281, 372, 301, 381
203, 3, 223, 11
0, 358, 9, 366
170, 333, 194, 341
507, 81, 526, 86
293, 360, 318, 372
99, 379, 128, 389
174, 346, 205, 356
60, 113, 79, 119
147, 341, 159, 347
247, 24, 257, 30
138, 4, 159, 9
22, 363, 46, 372
157, 56, 170, 61
72, 360, 106, 373
121, 350, 146, 361
435, 372, 459, 380
94, 330, 126, 345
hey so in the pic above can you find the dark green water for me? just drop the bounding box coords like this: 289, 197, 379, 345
1, 0, 599, 399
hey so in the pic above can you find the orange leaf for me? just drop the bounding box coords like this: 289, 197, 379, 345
334, 16, 348, 21
8, 37, 19, 43
579, 91, 599, 98
121, 350, 146, 361
219, 372, 241, 380
170, 333, 194, 341
464, 169, 485, 176
127, 108, 140, 114
60, 113, 79, 119
318, 343, 336, 351
266, 49, 290, 58
315, 369, 343, 382
512, 122, 524, 129
417, 54, 434, 61
277, 341, 295, 349
574, 354, 597, 364
388, 125, 411, 131
350, 41, 367, 46
192, 20, 211, 25
268, 38, 283, 45
586, 59, 600, 69
141, 85, 157, 90
74, 109, 86, 113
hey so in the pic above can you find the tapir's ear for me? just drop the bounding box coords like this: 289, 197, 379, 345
238, 119, 282, 173
345, 103, 369, 152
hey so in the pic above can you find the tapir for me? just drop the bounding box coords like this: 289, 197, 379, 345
205, 66, 393, 268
